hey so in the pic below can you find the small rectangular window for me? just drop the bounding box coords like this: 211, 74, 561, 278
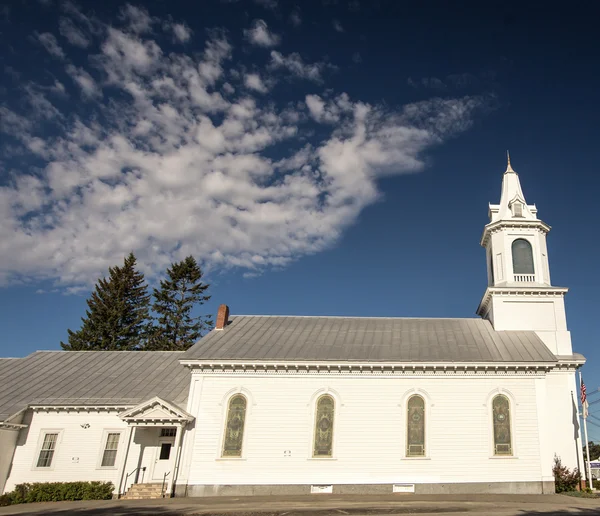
101, 432, 121, 467
160, 428, 176, 437
159, 443, 172, 460
36, 433, 59, 468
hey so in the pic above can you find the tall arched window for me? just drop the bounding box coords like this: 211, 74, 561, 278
313, 395, 335, 457
406, 395, 425, 457
222, 394, 247, 457
492, 394, 512, 455
512, 239, 534, 274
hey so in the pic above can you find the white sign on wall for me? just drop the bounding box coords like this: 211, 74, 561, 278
311, 485, 333, 494
393, 484, 415, 493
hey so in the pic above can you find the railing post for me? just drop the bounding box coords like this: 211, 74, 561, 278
161, 472, 170, 498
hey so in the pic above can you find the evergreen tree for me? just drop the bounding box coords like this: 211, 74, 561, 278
61, 253, 151, 351
147, 256, 211, 351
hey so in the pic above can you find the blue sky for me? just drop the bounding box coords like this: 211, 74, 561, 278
1, 1, 600, 436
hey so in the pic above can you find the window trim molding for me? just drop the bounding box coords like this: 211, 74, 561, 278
218, 391, 250, 459
32, 429, 63, 471
96, 429, 124, 470
486, 388, 518, 459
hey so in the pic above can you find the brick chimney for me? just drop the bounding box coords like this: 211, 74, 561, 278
215, 304, 230, 330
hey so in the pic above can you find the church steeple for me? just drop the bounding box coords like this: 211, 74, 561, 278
490, 153, 536, 223
477, 155, 572, 355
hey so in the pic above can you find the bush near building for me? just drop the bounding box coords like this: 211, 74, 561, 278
0, 481, 113, 506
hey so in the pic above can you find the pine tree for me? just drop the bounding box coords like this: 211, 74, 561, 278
147, 256, 212, 351
61, 253, 151, 351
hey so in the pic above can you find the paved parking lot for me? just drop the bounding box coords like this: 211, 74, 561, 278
0, 494, 600, 516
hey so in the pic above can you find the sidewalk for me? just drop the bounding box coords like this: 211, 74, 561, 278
0, 493, 599, 516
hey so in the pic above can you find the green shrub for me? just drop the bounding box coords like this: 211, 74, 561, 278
593, 479, 600, 490
1, 481, 113, 506
553, 454, 581, 493
0, 492, 14, 507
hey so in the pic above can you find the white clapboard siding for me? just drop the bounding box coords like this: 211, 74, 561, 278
5, 410, 130, 493
184, 372, 574, 487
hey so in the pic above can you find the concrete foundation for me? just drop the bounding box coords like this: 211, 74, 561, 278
175, 481, 556, 497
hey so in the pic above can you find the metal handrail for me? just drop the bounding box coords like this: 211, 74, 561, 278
161, 471, 171, 498
123, 466, 146, 495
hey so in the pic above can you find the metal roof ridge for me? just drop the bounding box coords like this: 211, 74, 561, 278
230, 315, 484, 320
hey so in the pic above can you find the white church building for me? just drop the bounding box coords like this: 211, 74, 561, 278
0, 159, 586, 497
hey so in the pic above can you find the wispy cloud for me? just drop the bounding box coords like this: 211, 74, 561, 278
59, 16, 91, 47
333, 19, 344, 32
269, 51, 335, 82
0, 6, 491, 290
289, 9, 302, 26
34, 32, 65, 59
244, 19, 281, 47
254, 0, 278, 9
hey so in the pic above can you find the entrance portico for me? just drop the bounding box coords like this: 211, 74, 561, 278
117, 397, 194, 498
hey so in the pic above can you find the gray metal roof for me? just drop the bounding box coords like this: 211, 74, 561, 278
0, 351, 189, 422
182, 316, 558, 364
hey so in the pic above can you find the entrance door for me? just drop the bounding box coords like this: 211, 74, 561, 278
152, 437, 174, 481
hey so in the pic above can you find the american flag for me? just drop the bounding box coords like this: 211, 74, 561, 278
581, 378, 589, 419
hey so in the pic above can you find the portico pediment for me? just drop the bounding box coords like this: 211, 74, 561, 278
119, 397, 194, 426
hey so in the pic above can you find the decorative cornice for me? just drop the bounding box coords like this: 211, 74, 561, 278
0, 422, 28, 431
477, 286, 568, 315
119, 397, 194, 426
30, 404, 132, 413
181, 360, 560, 376
480, 219, 551, 247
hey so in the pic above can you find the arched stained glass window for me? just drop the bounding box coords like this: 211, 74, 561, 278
313, 395, 334, 457
406, 395, 425, 457
512, 239, 534, 274
222, 395, 247, 457
492, 395, 512, 455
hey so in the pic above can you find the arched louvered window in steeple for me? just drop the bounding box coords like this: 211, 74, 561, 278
512, 239, 534, 275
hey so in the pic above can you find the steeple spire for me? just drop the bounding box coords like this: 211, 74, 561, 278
505, 150, 515, 173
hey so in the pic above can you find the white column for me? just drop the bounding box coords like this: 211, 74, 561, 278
170, 423, 186, 497
117, 426, 135, 497
165, 424, 184, 497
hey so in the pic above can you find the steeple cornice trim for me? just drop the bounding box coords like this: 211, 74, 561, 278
480, 219, 551, 247
477, 286, 568, 316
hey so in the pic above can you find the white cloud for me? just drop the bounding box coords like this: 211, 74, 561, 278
59, 17, 91, 48
269, 51, 335, 82
0, 8, 490, 290
244, 73, 269, 93
34, 32, 65, 59
171, 23, 192, 42
119, 4, 154, 34
244, 19, 280, 47
289, 9, 302, 26
333, 19, 344, 32
66, 65, 101, 98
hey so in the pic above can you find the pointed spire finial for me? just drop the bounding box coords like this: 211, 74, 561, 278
505, 150, 515, 173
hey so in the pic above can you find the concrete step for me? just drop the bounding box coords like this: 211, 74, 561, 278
123, 483, 167, 500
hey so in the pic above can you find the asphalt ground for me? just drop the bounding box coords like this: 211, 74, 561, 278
1, 494, 600, 516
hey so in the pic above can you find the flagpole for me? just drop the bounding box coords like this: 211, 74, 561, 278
580, 370, 593, 489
